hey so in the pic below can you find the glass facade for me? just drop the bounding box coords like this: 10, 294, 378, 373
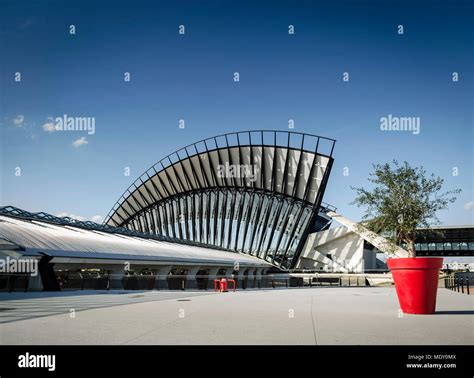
125, 189, 315, 269
414, 227, 474, 256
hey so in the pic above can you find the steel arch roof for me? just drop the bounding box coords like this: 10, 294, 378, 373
106, 130, 335, 226
105, 130, 336, 269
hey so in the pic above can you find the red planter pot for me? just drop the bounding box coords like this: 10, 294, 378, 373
387, 257, 443, 314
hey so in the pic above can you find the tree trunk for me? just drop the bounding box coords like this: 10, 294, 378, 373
407, 240, 416, 258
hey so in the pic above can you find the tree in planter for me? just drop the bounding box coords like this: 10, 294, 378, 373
351, 160, 461, 258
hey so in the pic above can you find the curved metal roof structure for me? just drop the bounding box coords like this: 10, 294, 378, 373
0, 214, 269, 268
105, 130, 336, 269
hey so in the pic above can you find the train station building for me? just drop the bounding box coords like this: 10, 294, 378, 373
0, 131, 472, 291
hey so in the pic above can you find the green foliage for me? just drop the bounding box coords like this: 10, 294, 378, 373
351, 160, 460, 257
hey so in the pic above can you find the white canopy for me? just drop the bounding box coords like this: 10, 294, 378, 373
0, 215, 270, 267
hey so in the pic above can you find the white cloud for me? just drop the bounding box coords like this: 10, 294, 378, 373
13, 115, 25, 127
56, 212, 86, 221
42, 117, 56, 132
91, 215, 104, 223
464, 201, 474, 211
57, 212, 104, 223
72, 136, 88, 148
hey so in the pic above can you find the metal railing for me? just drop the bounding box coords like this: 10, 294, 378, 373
445, 273, 471, 295
56, 274, 290, 291
53, 273, 371, 291
1, 273, 372, 292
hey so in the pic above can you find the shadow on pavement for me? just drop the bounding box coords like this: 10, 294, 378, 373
435, 310, 474, 315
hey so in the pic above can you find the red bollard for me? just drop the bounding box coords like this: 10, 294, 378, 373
228, 279, 236, 292
220, 278, 228, 292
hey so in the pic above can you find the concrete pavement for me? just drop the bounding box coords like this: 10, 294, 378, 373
0, 287, 472, 345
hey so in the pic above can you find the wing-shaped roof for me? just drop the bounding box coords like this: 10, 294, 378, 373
105, 130, 335, 228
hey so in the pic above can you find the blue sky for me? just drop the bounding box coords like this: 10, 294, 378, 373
1, 0, 473, 226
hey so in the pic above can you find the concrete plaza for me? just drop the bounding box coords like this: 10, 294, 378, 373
0, 287, 472, 345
